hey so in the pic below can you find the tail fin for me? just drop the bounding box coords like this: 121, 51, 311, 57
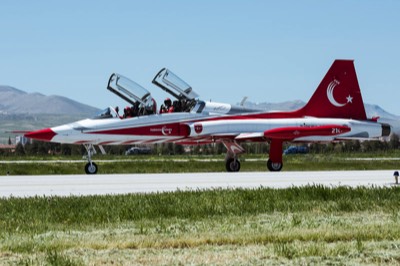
301, 60, 367, 120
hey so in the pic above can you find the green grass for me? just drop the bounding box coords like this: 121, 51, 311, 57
1, 186, 400, 264
1, 186, 399, 232
1, 153, 400, 264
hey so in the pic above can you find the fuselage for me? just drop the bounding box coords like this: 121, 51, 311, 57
44, 111, 388, 145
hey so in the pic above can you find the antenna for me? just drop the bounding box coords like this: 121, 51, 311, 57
240, 96, 248, 106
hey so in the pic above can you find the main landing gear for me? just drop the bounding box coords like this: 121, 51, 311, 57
267, 159, 283, 172
84, 144, 98, 174
225, 157, 283, 172
222, 139, 284, 172
267, 140, 284, 172
222, 140, 244, 172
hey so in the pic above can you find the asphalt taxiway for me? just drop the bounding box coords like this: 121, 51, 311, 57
0, 170, 397, 198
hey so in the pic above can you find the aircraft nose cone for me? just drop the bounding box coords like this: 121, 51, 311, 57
25, 128, 57, 142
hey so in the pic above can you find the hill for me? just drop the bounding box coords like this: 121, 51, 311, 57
0, 86, 101, 143
0, 86, 99, 115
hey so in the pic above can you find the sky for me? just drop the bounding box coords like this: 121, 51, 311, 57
1, 0, 399, 115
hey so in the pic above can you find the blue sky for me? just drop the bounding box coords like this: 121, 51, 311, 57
1, 1, 399, 115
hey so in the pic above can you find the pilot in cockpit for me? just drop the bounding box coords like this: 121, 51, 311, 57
123, 106, 132, 118
131, 102, 140, 117
160, 98, 174, 114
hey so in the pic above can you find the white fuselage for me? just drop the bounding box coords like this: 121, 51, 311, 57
48, 112, 385, 145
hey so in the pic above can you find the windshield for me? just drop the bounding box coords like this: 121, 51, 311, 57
93, 107, 120, 119
191, 100, 206, 114
152, 68, 199, 100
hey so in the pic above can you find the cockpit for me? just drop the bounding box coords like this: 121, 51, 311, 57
100, 68, 259, 120
103, 70, 200, 120
152, 68, 199, 113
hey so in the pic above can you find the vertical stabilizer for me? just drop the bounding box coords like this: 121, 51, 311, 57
301, 60, 367, 120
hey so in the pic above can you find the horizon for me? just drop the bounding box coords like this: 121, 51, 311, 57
1, 1, 399, 115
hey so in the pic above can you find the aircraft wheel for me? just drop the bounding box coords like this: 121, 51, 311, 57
225, 158, 241, 172
267, 159, 282, 172
85, 162, 98, 174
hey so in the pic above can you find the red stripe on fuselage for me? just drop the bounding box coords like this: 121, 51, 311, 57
87, 123, 190, 137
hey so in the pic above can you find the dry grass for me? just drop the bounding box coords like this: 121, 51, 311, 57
2, 212, 400, 265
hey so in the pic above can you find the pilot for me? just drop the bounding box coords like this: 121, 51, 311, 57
131, 102, 140, 117
160, 98, 174, 114
123, 106, 132, 118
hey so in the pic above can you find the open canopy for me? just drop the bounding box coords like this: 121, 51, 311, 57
107, 73, 152, 106
107, 73, 156, 116
152, 68, 199, 101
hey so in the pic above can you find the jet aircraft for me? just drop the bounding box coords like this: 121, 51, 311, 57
25, 60, 391, 174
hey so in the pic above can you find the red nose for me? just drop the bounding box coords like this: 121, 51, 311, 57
25, 128, 57, 142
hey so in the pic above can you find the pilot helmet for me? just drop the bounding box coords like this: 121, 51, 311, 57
164, 98, 172, 105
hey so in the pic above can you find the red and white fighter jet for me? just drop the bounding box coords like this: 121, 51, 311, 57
25, 60, 391, 174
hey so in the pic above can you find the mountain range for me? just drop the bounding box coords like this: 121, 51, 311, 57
0, 86, 99, 115
1, 85, 399, 119
0, 86, 101, 143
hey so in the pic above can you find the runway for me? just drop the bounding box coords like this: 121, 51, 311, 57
0, 170, 397, 198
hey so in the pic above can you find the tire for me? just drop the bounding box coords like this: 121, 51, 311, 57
225, 158, 241, 172
85, 162, 98, 174
267, 159, 282, 172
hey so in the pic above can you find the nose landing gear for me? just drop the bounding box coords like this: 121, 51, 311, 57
85, 162, 98, 174
225, 157, 241, 172
84, 144, 98, 174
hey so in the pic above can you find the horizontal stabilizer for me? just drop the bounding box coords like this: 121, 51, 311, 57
5, 130, 31, 134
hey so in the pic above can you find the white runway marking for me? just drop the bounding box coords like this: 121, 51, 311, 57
0, 171, 397, 198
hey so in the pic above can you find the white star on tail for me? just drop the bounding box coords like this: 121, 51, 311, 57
346, 95, 353, 103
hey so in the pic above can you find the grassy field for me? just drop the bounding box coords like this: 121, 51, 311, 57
0, 186, 400, 265
1, 153, 400, 264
